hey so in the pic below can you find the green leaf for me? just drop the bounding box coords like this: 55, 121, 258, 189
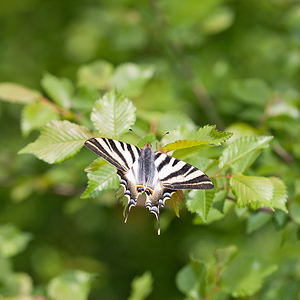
21, 100, 59, 136
231, 78, 272, 106
163, 125, 232, 151
202, 6, 234, 34
41, 73, 73, 109
0, 82, 42, 104
246, 212, 272, 234
19, 120, 92, 164
231, 150, 261, 173
269, 177, 288, 212
0, 224, 32, 258
176, 260, 206, 299
221, 256, 277, 297
230, 174, 274, 209
47, 270, 95, 300
128, 271, 153, 300
219, 136, 273, 170
81, 164, 119, 199
1, 273, 33, 297
186, 188, 216, 222
84, 158, 107, 172
289, 203, 300, 225
230, 174, 288, 211
77, 60, 114, 89
109, 63, 154, 98
214, 246, 238, 269
91, 90, 136, 138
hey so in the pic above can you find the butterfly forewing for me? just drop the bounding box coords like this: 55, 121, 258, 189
85, 137, 140, 172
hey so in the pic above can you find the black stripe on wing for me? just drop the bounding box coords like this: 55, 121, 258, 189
85, 137, 141, 172
159, 160, 214, 190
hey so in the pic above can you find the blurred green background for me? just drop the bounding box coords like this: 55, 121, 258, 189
1, 0, 300, 299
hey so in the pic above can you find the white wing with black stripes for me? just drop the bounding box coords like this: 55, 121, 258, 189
84, 137, 214, 235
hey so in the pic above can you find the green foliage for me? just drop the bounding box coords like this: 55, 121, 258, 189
0, 224, 32, 258
19, 120, 92, 164
128, 271, 153, 300
47, 271, 95, 300
91, 90, 136, 138
1, 1, 300, 299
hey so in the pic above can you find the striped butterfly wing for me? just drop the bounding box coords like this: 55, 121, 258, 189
85, 137, 142, 220
85, 137, 141, 172
154, 152, 214, 190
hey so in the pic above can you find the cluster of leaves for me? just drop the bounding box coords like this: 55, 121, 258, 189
0, 60, 292, 298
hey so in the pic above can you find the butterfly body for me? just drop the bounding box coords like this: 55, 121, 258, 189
85, 137, 214, 234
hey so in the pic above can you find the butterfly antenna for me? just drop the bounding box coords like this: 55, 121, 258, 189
129, 128, 142, 139
161, 131, 169, 138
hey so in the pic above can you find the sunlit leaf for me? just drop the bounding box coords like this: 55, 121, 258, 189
269, 177, 288, 212
230, 174, 273, 209
219, 136, 273, 170
21, 100, 59, 136
91, 90, 136, 138
19, 120, 92, 164
109, 63, 154, 98
81, 164, 119, 199
41, 73, 73, 109
128, 271, 153, 300
0, 83, 42, 104
0, 224, 32, 258
47, 270, 95, 300
163, 125, 232, 151
1, 273, 33, 297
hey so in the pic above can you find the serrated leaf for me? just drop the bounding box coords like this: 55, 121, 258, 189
19, 120, 92, 164
163, 125, 232, 151
0, 224, 32, 258
128, 271, 153, 300
0, 82, 42, 104
109, 63, 154, 98
269, 177, 288, 212
41, 73, 73, 109
186, 188, 216, 222
230, 174, 288, 211
219, 136, 273, 170
47, 270, 95, 300
221, 256, 277, 297
231, 78, 272, 106
21, 101, 59, 136
77, 60, 113, 89
230, 174, 274, 208
246, 212, 272, 234
81, 164, 119, 199
91, 90, 136, 138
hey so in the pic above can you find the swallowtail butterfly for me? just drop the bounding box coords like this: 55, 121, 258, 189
85, 137, 214, 234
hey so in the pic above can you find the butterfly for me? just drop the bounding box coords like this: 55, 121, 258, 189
85, 137, 214, 234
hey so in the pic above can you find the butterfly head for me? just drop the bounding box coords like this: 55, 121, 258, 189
143, 142, 153, 149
